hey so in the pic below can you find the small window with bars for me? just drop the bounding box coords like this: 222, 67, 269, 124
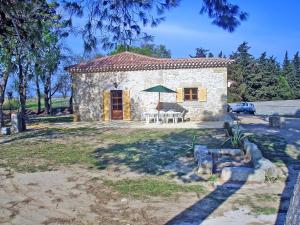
184, 88, 198, 101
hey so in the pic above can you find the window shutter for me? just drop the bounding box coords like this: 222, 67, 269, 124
123, 90, 131, 120
176, 88, 183, 103
198, 87, 207, 102
102, 90, 110, 121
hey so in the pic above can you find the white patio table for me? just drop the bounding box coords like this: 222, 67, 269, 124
143, 111, 183, 124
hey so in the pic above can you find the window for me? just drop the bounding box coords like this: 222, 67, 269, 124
184, 88, 198, 101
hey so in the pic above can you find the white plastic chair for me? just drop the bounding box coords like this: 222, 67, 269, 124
146, 110, 158, 123
141, 112, 146, 121
174, 112, 184, 123
165, 110, 175, 123
158, 111, 166, 123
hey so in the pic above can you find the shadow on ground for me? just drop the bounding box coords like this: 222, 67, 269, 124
93, 129, 228, 177
91, 119, 300, 224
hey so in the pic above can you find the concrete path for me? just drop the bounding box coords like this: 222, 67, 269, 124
237, 115, 300, 146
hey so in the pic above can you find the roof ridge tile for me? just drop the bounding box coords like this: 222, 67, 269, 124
66, 51, 234, 73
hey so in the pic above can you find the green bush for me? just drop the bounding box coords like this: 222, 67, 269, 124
2, 99, 19, 110
2, 98, 69, 111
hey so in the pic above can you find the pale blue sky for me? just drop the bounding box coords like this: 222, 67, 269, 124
66, 0, 300, 62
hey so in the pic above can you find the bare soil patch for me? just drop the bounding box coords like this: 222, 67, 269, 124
0, 166, 285, 225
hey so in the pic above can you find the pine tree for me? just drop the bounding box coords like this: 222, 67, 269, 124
276, 76, 294, 99
189, 48, 209, 58
228, 42, 255, 101
292, 52, 300, 75
291, 52, 300, 98
227, 44, 298, 102
110, 44, 171, 58
282, 51, 297, 98
208, 52, 214, 58
62, 0, 247, 51
250, 53, 281, 100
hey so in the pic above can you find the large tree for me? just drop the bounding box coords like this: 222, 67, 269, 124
0, 38, 14, 127
35, 26, 62, 115
227, 43, 299, 102
291, 52, 300, 98
110, 44, 171, 58
228, 42, 255, 102
190, 48, 210, 58
282, 51, 298, 99
0, 0, 66, 130
63, 0, 248, 51
276, 76, 294, 100
246, 53, 281, 101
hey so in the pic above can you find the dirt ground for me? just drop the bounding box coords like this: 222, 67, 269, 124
1, 117, 299, 225
0, 164, 290, 225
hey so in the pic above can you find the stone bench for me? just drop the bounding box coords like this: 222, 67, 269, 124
210, 148, 243, 156
194, 146, 243, 176
244, 139, 278, 178
221, 167, 266, 183
194, 145, 213, 175
194, 139, 278, 183
221, 139, 278, 182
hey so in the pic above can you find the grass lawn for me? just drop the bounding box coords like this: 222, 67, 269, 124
103, 178, 206, 198
3, 97, 69, 111
249, 134, 300, 168
28, 115, 73, 124
0, 122, 227, 173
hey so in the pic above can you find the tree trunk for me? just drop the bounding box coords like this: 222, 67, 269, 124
0, 71, 9, 127
18, 60, 26, 131
0, 103, 4, 128
69, 95, 73, 114
49, 76, 52, 115
35, 73, 41, 114
44, 74, 51, 115
69, 76, 73, 114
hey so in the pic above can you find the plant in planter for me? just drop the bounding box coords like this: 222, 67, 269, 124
186, 135, 197, 157
222, 125, 246, 148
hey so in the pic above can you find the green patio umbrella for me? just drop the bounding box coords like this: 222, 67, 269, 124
142, 85, 176, 112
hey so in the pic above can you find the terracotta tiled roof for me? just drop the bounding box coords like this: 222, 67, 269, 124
66, 51, 234, 73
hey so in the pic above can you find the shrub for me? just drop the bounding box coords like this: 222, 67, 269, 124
2, 99, 19, 110
222, 125, 246, 148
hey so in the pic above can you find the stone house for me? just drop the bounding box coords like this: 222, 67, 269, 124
67, 52, 233, 121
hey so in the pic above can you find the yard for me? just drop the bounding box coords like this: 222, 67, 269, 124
2, 97, 69, 111
0, 115, 299, 225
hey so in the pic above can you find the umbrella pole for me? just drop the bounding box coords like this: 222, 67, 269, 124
158, 92, 160, 111
157, 92, 160, 124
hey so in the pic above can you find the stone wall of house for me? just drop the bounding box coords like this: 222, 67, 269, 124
72, 67, 228, 121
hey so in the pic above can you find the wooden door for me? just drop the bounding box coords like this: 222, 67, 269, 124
111, 90, 123, 120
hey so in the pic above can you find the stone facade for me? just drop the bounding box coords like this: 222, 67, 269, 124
72, 67, 228, 121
